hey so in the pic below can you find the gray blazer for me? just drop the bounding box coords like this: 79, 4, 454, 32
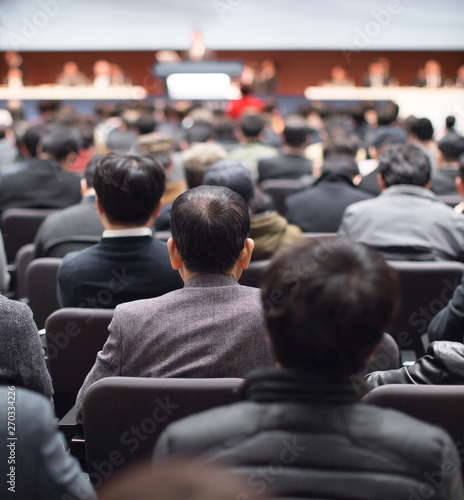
75, 273, 274, 418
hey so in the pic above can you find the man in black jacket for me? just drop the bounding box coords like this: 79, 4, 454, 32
154, 237, 463, 500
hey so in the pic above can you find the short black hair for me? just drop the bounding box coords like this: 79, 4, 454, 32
84, 154, 104, 189
185, 123, 212, 144
203, 160, 255, 204
94, 152, 165, 226
170, 185, 250, 274
446, 116, 456, 129
239, 114, 265, 139
283, 117, 309, 147
376, 102, 399, 126
323, 130, 359, 159
40, 126, 81, 161
321, 154, 359, 178
379, 144, 431, 187
410, 118, 434, 141
438, 133, 464, 162
23, 124, 49, 157
261, 237, 398, 374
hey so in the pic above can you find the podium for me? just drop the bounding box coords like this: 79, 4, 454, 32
154, 61, 243, 100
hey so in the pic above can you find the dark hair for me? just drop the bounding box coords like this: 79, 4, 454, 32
261, 237, 399, 374
203, 160, 255, 204
239, 114, 265, 139
459, 153, 464, 183
40, 126, 81, 161
283, 117, 309, 147
185, 123, 212, 144
212, 118, 237, 143
321, 154, 359, 178
379, 144, 431, 187
23, 124, 49, 157
376, 102, 399, 126
94, 152, 166, 225
84, 154, 104, 188
446, 115, 456, 129
410, 118, 434, 141
323, 130, 359, 159
438, 133, 464, 162
134, 114, 157, 135
170, 185, 250, 274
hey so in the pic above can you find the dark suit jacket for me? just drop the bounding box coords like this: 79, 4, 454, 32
33, 195, 104, 258
431, 166, 459, 195
285, 172, 373, 233
75, 273, 274, 419
358, 165, 381, 195
0, 158, 81, 213
258, 153, 313, 183
57, 235, 183, 308
0, 387, 95, 499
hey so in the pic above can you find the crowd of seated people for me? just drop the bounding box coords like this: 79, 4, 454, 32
1, 94, 464, 498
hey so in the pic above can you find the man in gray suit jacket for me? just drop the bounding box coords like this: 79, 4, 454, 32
75, 185, 274, 420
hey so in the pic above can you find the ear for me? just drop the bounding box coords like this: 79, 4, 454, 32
238, 238, 255, 270
377, 172, 387, 191
95, 196, 104, 216
167, 237, 182, 270
456, 176, 464, 196
80, 178, 88, 198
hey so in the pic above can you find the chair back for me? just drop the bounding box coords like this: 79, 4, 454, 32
45, 308, 114, 418
1, 207, 58, 262
26, 258, 62, 329
388, 261, 464, 357
14, 243, 35, 299
82, 377, 243, 486
259, 178, 309, 215
43, 236, 100, 258
239, 259, 270, 288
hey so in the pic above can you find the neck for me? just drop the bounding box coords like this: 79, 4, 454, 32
282, 144, 305, 155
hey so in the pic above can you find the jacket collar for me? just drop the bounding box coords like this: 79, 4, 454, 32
184, 273, 238, 289
313, 171, 355, 187
381, 184, 438, 201
240, 367, 359, 405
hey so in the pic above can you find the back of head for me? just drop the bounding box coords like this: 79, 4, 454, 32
182, 143, 227, 189
23, 124, 49, 158
84, 154, 104, 189
137, 133, 174, 169
40, 126, 81, 161
261, 237, 398, 375
376, 103, 399, 126
446, 115, 456, 130
93, 152, 165, 226
203, 159, 255, 204
170, 185, 250, 274
323, 129, 359, 159
185, 123, 213, 144
410, 117, 434, 142
379, 144, 431, 187
239, 114, 265, 139
283, 116, 309, 147
438, 133, 464, 162
320, 154, 359, 178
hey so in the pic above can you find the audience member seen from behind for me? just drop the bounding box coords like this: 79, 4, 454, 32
203, 159, 303, 260
286, 155, 373, 233
453, 154, 464, 214
339, 144, 464, 261
0, 387, 96, 499
34, 154, 104, 258
257, 115, 313, 183
0, 126, 82, 213
74, 185, 274, 420
57, 152, 183, 309
431, 133, 464, 195
154, 237, 463, 499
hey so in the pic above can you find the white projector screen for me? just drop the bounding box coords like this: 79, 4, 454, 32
0, 0, 463, 51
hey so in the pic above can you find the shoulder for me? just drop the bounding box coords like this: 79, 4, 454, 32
0, 295, 32, 321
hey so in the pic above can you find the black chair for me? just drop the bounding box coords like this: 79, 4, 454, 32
42, 236, 100, 258
14, 243, 35, 300
259, 178, 310, 216
239, 259, 270, 288
387, 261, 464, 358
45, 308, 114, 418
26, 258, 62, 329
362, 385, 464, 475
82, 377, 243, 486
1, 207, 58, 263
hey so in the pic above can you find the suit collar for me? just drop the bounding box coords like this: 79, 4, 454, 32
184, 273, 239, 288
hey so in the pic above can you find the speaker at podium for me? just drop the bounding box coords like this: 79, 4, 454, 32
153, 61, 243, 100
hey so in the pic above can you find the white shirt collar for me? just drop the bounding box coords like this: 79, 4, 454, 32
102, 227, 153, 238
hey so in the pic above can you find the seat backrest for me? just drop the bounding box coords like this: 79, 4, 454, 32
26, 257, 62, 329
259, 179, 308, 215
83, 377, 243, 486
1, 208, 58, 262
14, 243, 35, 299
43, 236, 100, 258
362, 384, 464, 471
387, 261, 464, 357
239, 259, 270, 288
45, 308, 114, 418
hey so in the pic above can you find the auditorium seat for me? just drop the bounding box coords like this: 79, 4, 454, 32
259, 178, 310, 215
239, 259, 270, 288
45, 308, 114, 418
42, 235, 101, 258
1, 208, 58, 263
82, 377, 243, 486
14, 243, 35, 300
26, 257, 62, 329
387, 260, 464, 358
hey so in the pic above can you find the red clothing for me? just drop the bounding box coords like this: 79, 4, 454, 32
226, 96, 265, 120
